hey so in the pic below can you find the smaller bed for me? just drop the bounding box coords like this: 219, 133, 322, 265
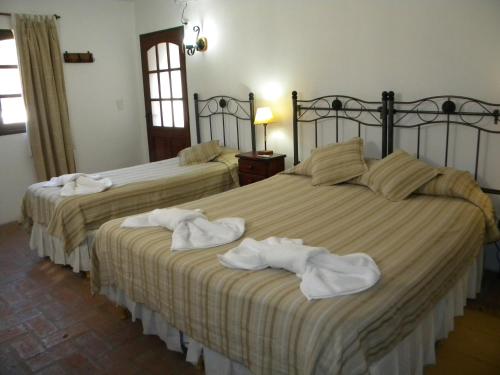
21, 92, 256, 272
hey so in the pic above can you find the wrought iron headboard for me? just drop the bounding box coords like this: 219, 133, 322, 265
387, 91, 500, 195
292, 91, 388, 165
194, 93, 256, 151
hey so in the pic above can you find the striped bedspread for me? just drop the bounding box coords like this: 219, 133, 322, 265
92, 174, 487, 375
22, 154, 238, 253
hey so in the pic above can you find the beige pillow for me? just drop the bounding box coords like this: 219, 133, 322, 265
311, 138, 367, 186
417, 167, 500, 243
292, 155, 314, 176
178, 140, 222, 166
416, 167, 468, 196
364, 149, 438, 201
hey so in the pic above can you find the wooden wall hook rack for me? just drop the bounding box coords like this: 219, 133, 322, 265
63, 51, 94, 63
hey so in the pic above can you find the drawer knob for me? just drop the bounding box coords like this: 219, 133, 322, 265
247, 165, 253, 169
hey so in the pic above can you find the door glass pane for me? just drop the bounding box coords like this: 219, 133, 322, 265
1, 97, 27, 124
149, 73, 159, 99
159, 72, 171, 99
0, 39, 18, 65
147, 46, 156, 71
0, 68, 23, 95
168, 43, 180, 69
171, 70, 182, 98
151, 101, 161, 126
161, 100, 173, 127
158, 43, 168, 70
173, 100, 184, 128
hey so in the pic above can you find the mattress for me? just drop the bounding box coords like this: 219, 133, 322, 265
22, 151, 238, 255
92, 173, 487, 374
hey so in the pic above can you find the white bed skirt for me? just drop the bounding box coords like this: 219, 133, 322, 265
30, 223, 95, 272
100, 250, 483, 375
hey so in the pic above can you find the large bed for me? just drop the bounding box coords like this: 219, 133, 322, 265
21, 92, 256, 272
91, 91, 499, 374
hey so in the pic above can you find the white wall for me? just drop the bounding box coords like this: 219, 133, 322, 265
133, 0, 500, 271
134, 0, 500, 168
0, 0, 143, 224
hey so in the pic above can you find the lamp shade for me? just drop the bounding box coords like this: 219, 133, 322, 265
254, 107, 274, 125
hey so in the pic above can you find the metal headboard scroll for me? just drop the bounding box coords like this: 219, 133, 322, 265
194, 93, 256, 151
387, 91, 500, 195
292, 91, 388, 165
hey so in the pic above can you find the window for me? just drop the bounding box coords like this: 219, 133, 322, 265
146, 42, 185, 128
0, 30, 27, 136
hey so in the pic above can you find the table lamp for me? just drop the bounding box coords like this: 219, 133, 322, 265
254, 107, 274, 155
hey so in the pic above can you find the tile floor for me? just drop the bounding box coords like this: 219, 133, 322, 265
0, 223, 201, 374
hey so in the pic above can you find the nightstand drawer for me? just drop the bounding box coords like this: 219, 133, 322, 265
236, 151, 286, 186
239, 172, 266, 186
238, 159, 268, 176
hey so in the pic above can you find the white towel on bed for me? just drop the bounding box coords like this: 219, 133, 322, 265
43, 173, 102, 187
218, 237, 381, 300
60, 176, 113, 196
121, 208, 245, 251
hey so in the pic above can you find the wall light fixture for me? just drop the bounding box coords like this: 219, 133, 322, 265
184, 25, 207, 56
179, 1, 208, 56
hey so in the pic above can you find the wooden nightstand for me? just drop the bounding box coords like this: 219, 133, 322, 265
236, 152, 286, 186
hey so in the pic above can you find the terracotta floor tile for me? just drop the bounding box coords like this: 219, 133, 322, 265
73, 330, 113, 359
33, 363, 67, 375
25, 340, 78, 372
134, 347, 202, 375
0, 307, 43, 331
8, 294, 53, 315
0, 271, 28, 286
25, 315, 58, 338
0, 362, 30, 375
51, 306, 99, 331
85, 315, 143, 348
0, 324, 27, 344
92, 353, 142, 375
0, 297, 11, 315
49, 287, 83, 306
0, 344, 29, 374
59, 352, 101, 374
36, 301, 72, 322
105, 335, 162, 364
10, 334, 45, 359
40, 322, 88, 349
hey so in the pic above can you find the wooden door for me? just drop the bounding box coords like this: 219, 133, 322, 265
140, 27, 190, 161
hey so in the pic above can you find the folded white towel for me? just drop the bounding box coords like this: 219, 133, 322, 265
43, 173, 101, 187
219, 237, 381, 300
121, 208, 245, 251
121, 208, 206, 229
60, 176, 113, 197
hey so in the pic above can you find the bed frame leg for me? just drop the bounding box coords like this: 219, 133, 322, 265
196, 356, 205, 371
117, 306, 131, 320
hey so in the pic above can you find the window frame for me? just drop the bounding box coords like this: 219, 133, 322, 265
0, 29, 26, 136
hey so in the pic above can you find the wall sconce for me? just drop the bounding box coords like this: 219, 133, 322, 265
179, 1, 207, 56
184, 25, 208, 56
